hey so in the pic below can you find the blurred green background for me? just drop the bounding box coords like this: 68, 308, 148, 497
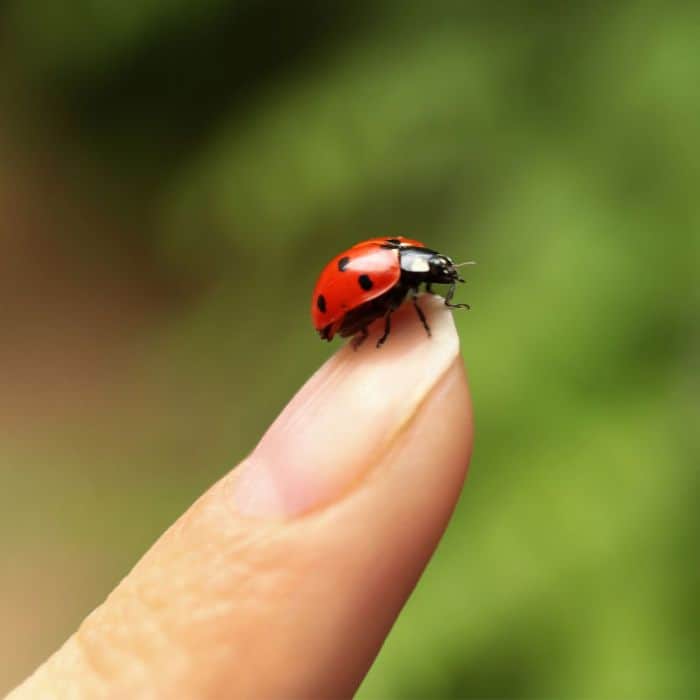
1, 0, 698, 696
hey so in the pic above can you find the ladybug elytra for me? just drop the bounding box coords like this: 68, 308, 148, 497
311, 236, 472, 349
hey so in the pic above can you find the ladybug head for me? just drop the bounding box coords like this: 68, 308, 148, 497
428, 254, 464, 284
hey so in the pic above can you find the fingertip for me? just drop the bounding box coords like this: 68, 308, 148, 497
232, 296, 464, 518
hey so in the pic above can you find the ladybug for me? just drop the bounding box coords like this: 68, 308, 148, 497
311, 236, 472, 348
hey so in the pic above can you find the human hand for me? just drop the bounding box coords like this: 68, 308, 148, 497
10, 296, 473, 699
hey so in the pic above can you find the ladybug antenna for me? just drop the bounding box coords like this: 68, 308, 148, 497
453, 260, 475, 284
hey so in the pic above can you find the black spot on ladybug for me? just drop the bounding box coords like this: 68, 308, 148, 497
358, 274, 373, 291
337, 256, 350, 271
317, 294, 327, 313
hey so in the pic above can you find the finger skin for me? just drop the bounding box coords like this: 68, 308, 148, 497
10, 300, 472, 700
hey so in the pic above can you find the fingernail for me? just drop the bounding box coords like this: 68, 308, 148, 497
231, 295, 461, 518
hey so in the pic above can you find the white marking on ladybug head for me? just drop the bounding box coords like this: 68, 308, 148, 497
405, 256, 431, 273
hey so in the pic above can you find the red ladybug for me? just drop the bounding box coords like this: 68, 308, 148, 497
311, 236, 471, 348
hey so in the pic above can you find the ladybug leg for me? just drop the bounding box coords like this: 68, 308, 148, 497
425, 282, 433, 294
352, 326, 369, 351
444, 281, 470, 310
412, 295, 431, 337
376, 312, 393, 348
